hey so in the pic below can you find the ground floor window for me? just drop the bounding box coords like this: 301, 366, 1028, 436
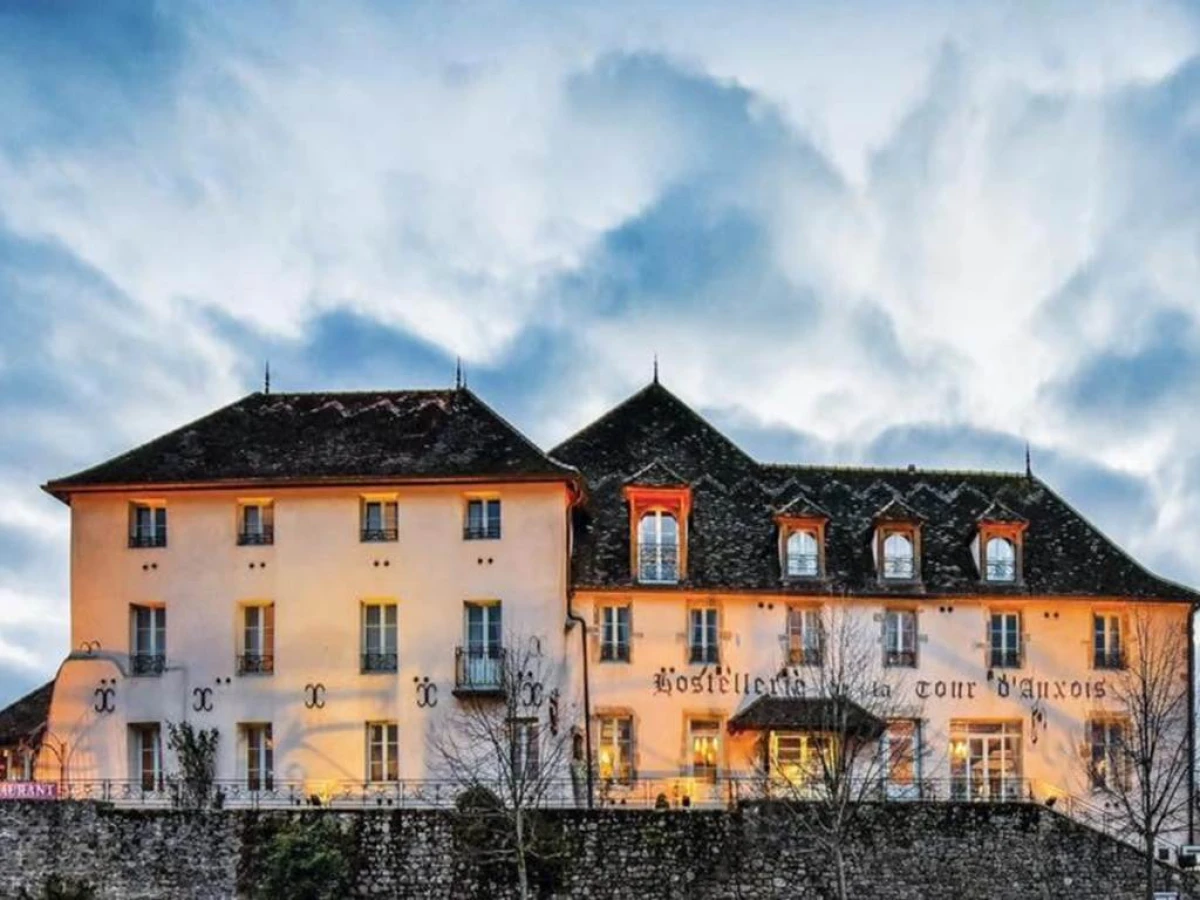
367, 722, 399, 783
129, 723, 162, 791
885, 720, 920, 797
597, 715, 634, 783
688, 719, 721, 782
949, 720, 1022, 801
769, 731, 825, 785
241, 723, 274, 791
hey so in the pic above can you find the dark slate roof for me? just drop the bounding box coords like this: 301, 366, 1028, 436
46, 389, 575, 497
552, 381, 1199, 602
0, 681, 53, 748
727, 696, 884, 739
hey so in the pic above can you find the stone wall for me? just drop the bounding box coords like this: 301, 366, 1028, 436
0, 801, 1195, 899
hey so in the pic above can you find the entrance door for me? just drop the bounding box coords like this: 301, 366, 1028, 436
950, 722, 1021, 800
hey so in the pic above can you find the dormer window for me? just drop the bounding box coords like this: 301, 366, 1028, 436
873, 497, 922, 582
624, 484, 690, 585
786, 530, 820, 577
976, 503, 1027, 584
984, 537, 1015, 582
881, 530, 916, 580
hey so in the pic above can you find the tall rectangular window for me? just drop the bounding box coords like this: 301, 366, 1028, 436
361, 499, 398, 542
787, 607, 823, 666
242, 723, 274, 791
239, 604, 275, 675
129, 503, 167, 548
511, 719, 540, 779
1089, 718, 1130, 791
597, 716, 634, 782
599, 605, 631, 662
988, 612, 1022, 669
367, 722, 399, 782
238, 502, 275, 545
130, 605, 166, 676
885, 720, 918, 790
884, 609, 918, 667
688, 719, 720, 782
465, 498, 502, 540
689, 607, 719, 664
949, 721, 1022, 801
130, 723, 162, 791
459, 603, 503, 690
1093, 614, 1124, 670
361, 602, 398, 673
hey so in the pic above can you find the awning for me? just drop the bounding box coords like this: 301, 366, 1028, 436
726, 696, 885, 740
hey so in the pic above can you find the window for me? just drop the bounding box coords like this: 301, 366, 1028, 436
689, 607, 719, 664
785, 529, 821, 577
988, 612, 1022, 669
770, 732, 822, 785
464, 498, 501, 540
130, 723, 161, 791
129, 503, 167, 548
949, 721, 1022, 801
884, 609, 917, 667
786, 607, 823, 666
362, 602, 398, 673
688, 719, 721, 782
1094, 614, 1124, 670
459, 602, 503, 690
511, 719, 540, 779
242, 723, 274, 791
881, 531, 915, 580
599, 605, 631, 662
130, 605, 166, 676
361, 499, 398, 542
984, 536, 1016, 582
366, 722, 399, 782
238, 502, 274, 545
1089, 718, 1130, 791
238, 604, 275, 675
885, 721, 919, 796
597, 715, 634, 782
638, 511, 679, 584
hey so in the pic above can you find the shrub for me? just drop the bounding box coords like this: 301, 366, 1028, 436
250, 815, 352, 900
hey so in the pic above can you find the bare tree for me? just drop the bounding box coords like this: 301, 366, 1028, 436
1082, 610, 1191, 900
744, 607, 921, 900
430, 633, 573, 900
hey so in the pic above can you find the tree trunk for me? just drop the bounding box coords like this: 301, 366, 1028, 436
1144, 833, 1154, 900
833, 843, 849, 900
516, 808, 530, 900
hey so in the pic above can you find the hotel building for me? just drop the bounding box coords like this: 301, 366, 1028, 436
23, 379, 1198, 823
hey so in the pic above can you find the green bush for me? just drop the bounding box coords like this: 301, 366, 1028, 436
18, 875, 97, 900
250, 815, 352, 900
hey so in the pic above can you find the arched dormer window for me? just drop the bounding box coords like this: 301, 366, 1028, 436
873, 497, 922, 583
976, 501, 1027, 585
786, 530, 820, 577
638, 510, 679, 584
882, 532, 915, 580
984, 536, 1016, 582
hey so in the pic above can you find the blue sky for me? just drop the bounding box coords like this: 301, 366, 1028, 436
3, 1, 1200, 706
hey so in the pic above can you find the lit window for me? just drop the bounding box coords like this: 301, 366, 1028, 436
465, 498, 501, 540
362, 603, 398, 673
238, 604, 275, 676
361, 499, 398, 542
1089, 718, 1130, 791
949, 721, 1022, 801
1093, 614, 1124, 670
238, 502, 274, 546
599, 605, 631, 662
884, 609, 917, 667
129, 723, 162, 792
785, 530, 820, 577
638, 511, 679, 584
366, 722, 399, 782
598, 716, 634, 782
242, 723, 274, 791
689, 607, 719, 664
885, 721, 918, 792
786, 608, 823, 666
989, 612, 1022, 669
689, 719, 721, 782
771, 732, 826, 785
881, 532, 915, 580
130, 605, 166, 676
984, 536, 1016, 582
129, 503, 167, 548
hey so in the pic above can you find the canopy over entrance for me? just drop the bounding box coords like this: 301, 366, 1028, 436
727, 696, 885, 741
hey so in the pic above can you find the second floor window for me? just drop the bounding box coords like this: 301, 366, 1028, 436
465, 498, 501, 540
689, 607, 719, 664
239, 604, 275, 675
361, 499, 398, 542
787, 607, 823, 666
129, 503, 167, 548
597, 715, 634, 782
238, 502, 274, 545
243, 723, 274, 791
131, 605, 166, 676
785, 530, 820, 577
599, 605, 631, 662
367, 722, 399, 782
881, 531, 916, 580
638, 510, 679, 584
884, 609, 917, 667
1094, 614, 1124, 669
989, 612, 1022, 669
362, 603, 398, 673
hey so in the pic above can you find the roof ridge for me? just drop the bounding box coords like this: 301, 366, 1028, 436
760, 462, 1025, 478
260, 388, 454, 398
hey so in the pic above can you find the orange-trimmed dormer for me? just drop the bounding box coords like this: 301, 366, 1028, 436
873, 496, 923, 582
774, 492, 830, 580
624, 461, 691, 585
975, 500, 1028, 584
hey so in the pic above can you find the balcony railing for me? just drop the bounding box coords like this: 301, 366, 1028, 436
361, 652, 398, 674
785, 553, 820, 578
128, 532, 167, 549
638, 542, 679, 584
985, 560, 1016, 582
689, 645, 719, 665
237, 653, 274, 676
1093, 650, 1125, 670
989, 649, 1022, 669
237, 526, 275, 546
361, 527, 398, 543
881, 556, 915, 579
599, 642, 630, 663
885, 649, 917, 668
130, 653, 166, 676
454, 646, 505, 695
463, 523, 501, 540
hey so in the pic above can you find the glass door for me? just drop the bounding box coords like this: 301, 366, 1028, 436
951, 722, 1021, 800
465, 603, 502, 687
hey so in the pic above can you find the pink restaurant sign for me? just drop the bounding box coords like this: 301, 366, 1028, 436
0, 782, 58, 800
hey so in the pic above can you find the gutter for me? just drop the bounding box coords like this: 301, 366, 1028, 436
563, 482, 594, 809
1190, 602, 1197, 844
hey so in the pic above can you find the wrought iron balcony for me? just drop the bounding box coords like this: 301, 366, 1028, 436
237, 526, 274, 546
599, 641, 630, 663
130, 653, 166, 676
236, 653, 274, 676
882, 556, 915, 579
1093, 650, 1125, 670
785, 553, 820, 577
885, 649, 917, 668
637, 542, 679, 584
989, 649, 1022, 669
985, 560, 1016, 582
454, 646, 506, 695
463, 522, 501, 540
787, 646, 823, 667
128, 532, 167, 549
689, 644, 719, 665
361, 652, 398, 674
361, 527, 398, 543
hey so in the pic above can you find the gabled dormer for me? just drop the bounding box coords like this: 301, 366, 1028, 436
774, 492, 830, 580
974, 500, 1027, 584
624, 461, 691, 585
872, 496, 923, 582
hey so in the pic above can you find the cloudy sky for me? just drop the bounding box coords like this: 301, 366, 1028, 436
2, 0, 1200, 706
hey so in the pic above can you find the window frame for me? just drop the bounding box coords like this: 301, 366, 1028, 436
510, 717, 540, 780
637, 508, 681, 584
777, 515, 827, 581
237, 602, 275, 676
464, 496, 502, 540
597, 713, 635, 783
130, 604, 166, 676
883, 608, 918, 668
688, 606, 720, 665
129, 723, 162, 791
366, 721, 399, 783
786, 606, 824, 666
988, 610, 1023, 669
625, 486, 691, 584
878, 527, 919, 581
128, 502, 167, 549
242, 722, 274, 791
599, 604, 631, 663
687, 717, 722, 782
1092, 612, 1125, 671
360, 496, 399, 543
1087, 717, 1131, 792
361, 600, 399, 673
237, 500, 275, 546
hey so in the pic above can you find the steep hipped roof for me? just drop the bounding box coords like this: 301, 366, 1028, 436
0, 681, 53, 748
46, 389, 575, 499
553, 381, 1199, 602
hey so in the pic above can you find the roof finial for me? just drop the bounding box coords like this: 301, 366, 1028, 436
264, 361, 271, 395
653, 353, 659, 384
1025, 442, 1032, 478
455, 356, 462, 390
